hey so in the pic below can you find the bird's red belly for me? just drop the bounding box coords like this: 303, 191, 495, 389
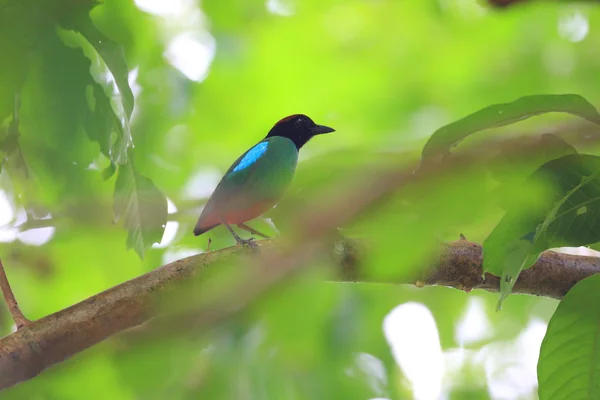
221, 200, 275, 224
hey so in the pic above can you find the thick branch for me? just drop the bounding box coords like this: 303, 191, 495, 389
3, 140, 600, 390
1, 238, 599, 390
412, 240, 600, 299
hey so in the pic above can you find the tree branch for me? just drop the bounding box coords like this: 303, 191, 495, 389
413, 239, 600, 299
3, 138, 600, 390
1, 238, 599, 390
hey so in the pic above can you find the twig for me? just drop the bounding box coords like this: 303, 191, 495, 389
0, 259, 29, 329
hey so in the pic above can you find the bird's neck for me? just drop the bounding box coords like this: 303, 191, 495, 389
265, 133, 310, 150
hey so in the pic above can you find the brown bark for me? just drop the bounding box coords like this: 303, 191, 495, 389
1, 238, 599, 390
416, 240, 599, 299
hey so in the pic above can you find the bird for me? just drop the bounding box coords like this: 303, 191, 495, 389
193, 114, 335, 246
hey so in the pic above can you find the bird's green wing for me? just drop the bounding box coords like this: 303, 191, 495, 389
199, 136, 299, 221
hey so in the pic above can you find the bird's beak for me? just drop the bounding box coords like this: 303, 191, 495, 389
312, 124, 335, 135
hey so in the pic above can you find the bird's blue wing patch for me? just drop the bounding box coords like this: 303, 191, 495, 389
232, 142, 269, 172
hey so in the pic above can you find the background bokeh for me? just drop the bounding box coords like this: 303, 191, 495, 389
1, 0, 599, 398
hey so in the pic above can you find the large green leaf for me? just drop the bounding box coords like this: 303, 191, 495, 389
114, 160, 167, 259
73, 14, 134, 118
84, 81, 124, 162
483, 154, 600, 307
538, 274, 600, 400
421, 94, 600, 164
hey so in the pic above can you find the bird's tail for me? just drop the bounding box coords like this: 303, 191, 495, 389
193, 220, 220, 236
193, 222, 219, 236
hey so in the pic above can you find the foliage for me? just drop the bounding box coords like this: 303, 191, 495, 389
538, 274, 600, 400
483, 154, 600, 306
1, 0, 600, 399
421, 94, 600, 164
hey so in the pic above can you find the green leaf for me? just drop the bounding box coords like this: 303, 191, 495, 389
67, 13, 134, 164
114, 160, 167, 259
76, 16, 134, 117
483, 154, 600, 306
84, 80, 125, 166
0, 97, 29, 181
101, 162, 117, 180
538, 274, 600, 400
421, 94, 600, 164
55, 27, 128, 169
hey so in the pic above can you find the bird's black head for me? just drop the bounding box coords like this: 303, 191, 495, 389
265, 114, 335, 150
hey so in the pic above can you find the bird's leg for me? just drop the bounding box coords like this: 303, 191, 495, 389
222, 222, 257, 248
236, 223, 270, 239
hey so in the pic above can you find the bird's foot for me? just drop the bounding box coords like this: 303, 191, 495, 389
236, 237, 258, 249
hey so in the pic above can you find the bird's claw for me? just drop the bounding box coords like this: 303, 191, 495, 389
237, 237, 258, 249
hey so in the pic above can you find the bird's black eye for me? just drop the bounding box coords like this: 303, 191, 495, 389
297, 116, 310, 127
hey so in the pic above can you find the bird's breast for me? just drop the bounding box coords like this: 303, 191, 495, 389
221, 199, 277, 224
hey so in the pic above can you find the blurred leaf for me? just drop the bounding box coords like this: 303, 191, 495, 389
489, 133, 578, 184
483, 154, 600, 306
112, 336, 205, 400
421, 94, 600, 164
101, 161, 117, 180
537, 274, 600, 400
114, 159, 167, 258
489, 134, 578, 210
0, 96, 29, 179
0, 1, 43, 122
0, 0, 101, 122
17, 29, 105, 210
